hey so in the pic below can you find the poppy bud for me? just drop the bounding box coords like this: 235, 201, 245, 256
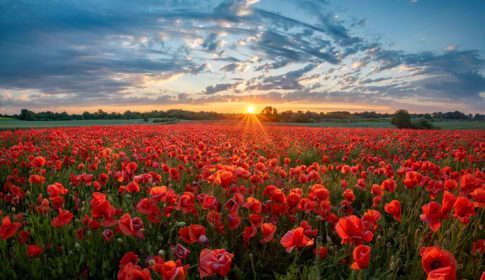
177, 222, 186, 227
117, 238, 123, 244
11, 207, 16, 213
248, 253, 253, 259
148, 259, 156, 266
158, 250, 165, 257
199, 235, 208, 244
75, 242, 80, 249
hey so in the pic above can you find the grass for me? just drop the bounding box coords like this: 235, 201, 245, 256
283, 120, 485, 130
1, 119, 484, 130
431, 120, 485, 130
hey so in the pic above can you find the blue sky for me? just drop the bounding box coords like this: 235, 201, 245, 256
1, 0, 484, 114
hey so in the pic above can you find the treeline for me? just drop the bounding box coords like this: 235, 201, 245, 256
9, 109, 238, 121
257, 106, 484, 123
2, 108, 484, 123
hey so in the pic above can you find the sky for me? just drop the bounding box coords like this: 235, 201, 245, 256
1, 0, 484, 115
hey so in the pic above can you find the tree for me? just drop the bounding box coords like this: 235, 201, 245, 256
19, 109, 35, 121
391, 109, 412, 129
259, 106, 279, 122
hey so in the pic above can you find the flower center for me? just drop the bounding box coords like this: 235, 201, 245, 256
430, 260, 441, 270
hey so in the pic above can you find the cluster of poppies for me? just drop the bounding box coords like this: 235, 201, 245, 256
0, 123, 483, 279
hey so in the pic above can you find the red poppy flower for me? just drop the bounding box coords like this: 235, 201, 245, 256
404, 171, 422, 189
335, 215, 373, 245
381, 179, 397, 193
343, 189, 356, 202
118, 262, 151, 280
261, 223, 277, 243
157, 259, 188, 280
102, 229, 114, 241
119, 213, 144, 239
441, 191, 457, 218
136, 198, 157, 215
427, 266, 456, 280
17, 230, 29, 244
171, 244, 191, 260
120, 251, 138, 266
242, 222, 258, 242
420, 201, 442, 232
470, 187, 485, 208
443, 179, 458, 191
385, 200, 401, 222
31, 156, 46, 168
243, 197, 262, 214
218, 171, 235, 189
361, 210, 382, 231
227, 214, 242, 230
420, 247, 456, 280
29, 174, 45, 184
176, 192, 197, 216
150, 186, 169, 202
280, 227, 314, 253
51, 209, 73, 228
472, 239, 484, 256
198, 248, 234, 278
178, 224, 207, 244
314, 246, 327, 260
309, 184, 330, 201
453, 197, 476, 225
351, 245, 371, 269
27, 245, 43, 258
36, 198, 51, 216
0, 216, 21, 240
201, 195, 218, 210
126, 182, 140, 193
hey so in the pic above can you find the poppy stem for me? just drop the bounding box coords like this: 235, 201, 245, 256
250, 253, 257, 280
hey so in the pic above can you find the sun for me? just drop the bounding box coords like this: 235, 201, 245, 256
247, 106, 255, 114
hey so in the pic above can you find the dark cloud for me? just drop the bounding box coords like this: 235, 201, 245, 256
203, 83, 238, 95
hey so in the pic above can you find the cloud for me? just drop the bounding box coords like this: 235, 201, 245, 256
0, 0, 483, 114
203, 83, 238, 95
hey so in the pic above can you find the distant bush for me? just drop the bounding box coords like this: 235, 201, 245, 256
412, 118, 435, 129
152, 117, 178, 123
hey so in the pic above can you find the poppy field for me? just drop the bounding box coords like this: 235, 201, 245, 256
0, 122, 484, 279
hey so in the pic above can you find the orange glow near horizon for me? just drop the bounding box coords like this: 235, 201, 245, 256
19, 102, 394, 115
